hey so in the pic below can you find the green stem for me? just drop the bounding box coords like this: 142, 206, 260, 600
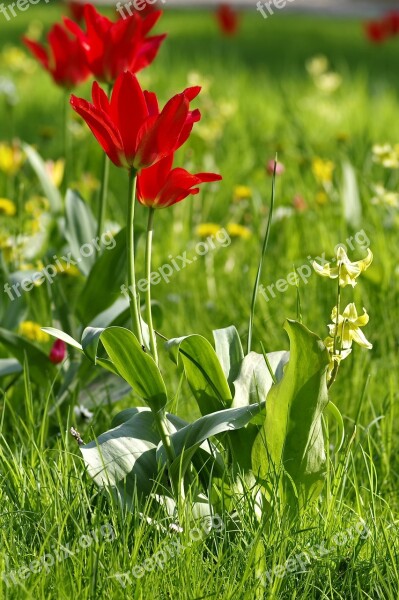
145, 207, 158, 365
62, 91, 70, 194
127, 168, 143, 345
96, 83, 112, 241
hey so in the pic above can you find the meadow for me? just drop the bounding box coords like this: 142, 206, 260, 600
0, 4, 398, 599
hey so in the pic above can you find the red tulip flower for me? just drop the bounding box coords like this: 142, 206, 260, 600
137, 154, 222, 209
364, 20, 389, 43
67, 1, 86, 22
49, 339, 67, 364
65, 4, 166, 83
23, 23, 91, 88
383, 11, 399, 36
70, 71, 201, 171
216, 4, 240, 37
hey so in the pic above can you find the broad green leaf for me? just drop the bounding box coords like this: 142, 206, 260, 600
0, 327, 56, 384
99, 327, 167, 412
23, 144, 62, 213
77, 228, 127, 324
0, 358, 22, 378
157, 403, 263, 479
213, 326, 244, 388
64, 189, 97, 276
42, 327, 83, 351
252, 320, 330, 509
165, 334, 232, 415
232, 350, 289, 408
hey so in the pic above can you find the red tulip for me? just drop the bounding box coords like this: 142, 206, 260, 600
65, 4, 166, 83
216, 4, 239, 37
383, 11, 399, 36
23, 23, 91, 88
364, 21, 389, 43
137, 153, 222, 209
70, 71, 201, 171
67, 1, 86, 22
49, 339, 67, 364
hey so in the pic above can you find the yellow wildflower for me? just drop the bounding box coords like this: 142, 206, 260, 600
0, 142, 24, 175
0, 198, 16, 216
44, 160, 65, 188
196, 223, 222, 238
234, 186, 252, 201
312, 158, 335, 184
226, 223, 252, 240
371, 184, 399, 208
372, 143, 399, 169
313, 246, 373, 288
327, 303, 372, 353
315, 191, 329, 205
18, 321, 49, 343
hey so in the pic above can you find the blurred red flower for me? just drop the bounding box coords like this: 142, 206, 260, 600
364, 20, 389, 43
71, 71, 201, 171
137, 153, 222, 209
216, 4, 239, 36
67, 1, 86, 22
65, 4, 166, 83
383, 11, 399, 36
49, 339, 67, 364
23, 23, 91, 88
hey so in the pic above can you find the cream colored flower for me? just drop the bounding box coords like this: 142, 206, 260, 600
313, 246, 373, 287
328, 303, 372, 350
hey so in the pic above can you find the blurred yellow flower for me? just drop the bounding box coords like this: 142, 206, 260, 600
55, 260, 81, 277
0, 198, 16, 216
315, 191, 329, 205
44, 159, 64, 188
314, 73, 342, 94
18, 321, 49, 343
226, 223, 252, 240
0, 142, 24, 175
313, 246, 373, 288
371, 184, 399, 208
306, 55, 329, 78
25, 196, 50, 217
312, 158, 335, 184
234, 185, 252, 201
196, 223, 222, 238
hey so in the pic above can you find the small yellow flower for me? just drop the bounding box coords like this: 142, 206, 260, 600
312, 158, 335, 184
234, 186, 252, 201
18, 321, 49, 343
315, 191, 329, 205
0, 198, 16, 216
0, 142, 24, 175
55, 260, 81, 277
226, 223, 252, 240
313, 246, 373, 288
25, 196, 50, 217
327, 303, 372, 351
196, 223, 222, 238
324, 337, 352, 379
44, 159, 65, 188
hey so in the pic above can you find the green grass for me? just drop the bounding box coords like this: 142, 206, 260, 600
0, 5, 399, 599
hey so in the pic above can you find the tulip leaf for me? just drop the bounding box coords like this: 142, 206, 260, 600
213, 325, 244, 390
65, 189, 97, 276
232, 350, 289, 408
87, 326, 168, 412
165, 334, 232, 415
252, 320, 330, 510
23, 144, 62, 213
157, 403, 263, 480
0, 358, 23, 378
42, 327, 83, 351
77, 228, 128, 324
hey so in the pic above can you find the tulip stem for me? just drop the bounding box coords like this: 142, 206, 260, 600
145, 207, 158, 365
96, 83, 112, 241
62, 91, 70, 194
127, 168, 143, 345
